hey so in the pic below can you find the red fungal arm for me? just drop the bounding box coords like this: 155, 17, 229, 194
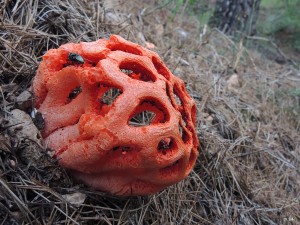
33, 35, 199, 196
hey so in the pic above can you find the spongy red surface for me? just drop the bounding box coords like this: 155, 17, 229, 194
33, 35, 199, 196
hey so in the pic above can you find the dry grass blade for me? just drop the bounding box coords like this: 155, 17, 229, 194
129, 111, 156, 127
0, 177, 36, 224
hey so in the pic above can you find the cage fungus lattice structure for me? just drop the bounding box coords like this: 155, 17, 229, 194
33, 35, 199, 196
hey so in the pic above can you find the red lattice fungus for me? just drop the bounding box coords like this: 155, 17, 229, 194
33, 35, 199, 196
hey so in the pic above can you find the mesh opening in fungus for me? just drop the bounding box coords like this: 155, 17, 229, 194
157, 137, 175, 156
66, 86, 82, 104
181, 114, 188, 128
179, 124, 190, 143
152, 56, 170, 80
129, 111, 156, 127
93, 85, 123, 116
120, 61, 156, 82
112, 146, 133, 155
165, 84, 173, 105
99, 87, 122, 105
128, 99, 169, 126
173, 88, 182, 106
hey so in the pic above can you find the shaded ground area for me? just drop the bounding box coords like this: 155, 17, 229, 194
253, 0, 300, 66
0, 0, 299, 224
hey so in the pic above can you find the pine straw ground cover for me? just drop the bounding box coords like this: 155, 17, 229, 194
0, 0, 299, 224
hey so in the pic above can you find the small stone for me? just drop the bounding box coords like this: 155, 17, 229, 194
9, 160, 16, 168
16, 90, 32, 110
14, 125, 23, 131
7, 109, 42, 145
206, 116, 214, 123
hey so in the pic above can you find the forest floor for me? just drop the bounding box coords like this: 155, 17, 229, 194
0, 0, 299, 224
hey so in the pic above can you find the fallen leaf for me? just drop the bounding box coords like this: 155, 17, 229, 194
7, 109, 42, 145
